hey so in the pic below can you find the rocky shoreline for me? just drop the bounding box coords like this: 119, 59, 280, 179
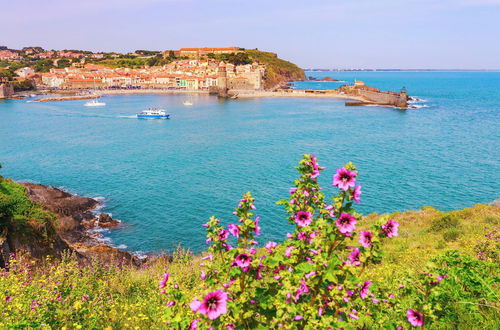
19, 182, 141, 265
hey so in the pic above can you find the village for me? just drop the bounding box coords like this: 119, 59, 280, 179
1, 47, 265, 92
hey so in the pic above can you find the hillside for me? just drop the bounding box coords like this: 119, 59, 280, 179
245, 49, 306, 90
1, 171, 498, 328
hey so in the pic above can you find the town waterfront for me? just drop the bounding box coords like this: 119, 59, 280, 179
1, 71, 499, 253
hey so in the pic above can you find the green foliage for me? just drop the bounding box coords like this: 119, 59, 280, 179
431, 214, 460, 231
443, 228, 462, 241
0, 177, 55, 238
12, 80, 35, 92
56, 58, 72, 69
0, 67, 16, 80
135, 50, 161, 56
92, 57, 150, 69
211, 52, 252, 66
33, 59, 55, 72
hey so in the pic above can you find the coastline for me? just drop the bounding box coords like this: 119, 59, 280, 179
18, 182, 141, 265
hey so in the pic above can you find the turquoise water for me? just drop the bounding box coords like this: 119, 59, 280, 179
1, 72, 499, 253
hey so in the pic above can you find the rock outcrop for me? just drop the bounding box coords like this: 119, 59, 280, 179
16, 183, 138, 265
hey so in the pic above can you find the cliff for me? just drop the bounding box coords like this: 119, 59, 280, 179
0, 177, 137, 267
245, 50, 305, 90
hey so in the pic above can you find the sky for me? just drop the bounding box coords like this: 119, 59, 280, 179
1, 0, 500, 69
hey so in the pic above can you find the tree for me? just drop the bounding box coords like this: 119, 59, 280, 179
57, 58, 71, 68
34, 59, 54, 72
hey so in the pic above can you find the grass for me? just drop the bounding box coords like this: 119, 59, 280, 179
1, 177, 499, 328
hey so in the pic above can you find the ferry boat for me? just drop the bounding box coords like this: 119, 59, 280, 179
136, 108, 170, 119
84, 99, 106, 107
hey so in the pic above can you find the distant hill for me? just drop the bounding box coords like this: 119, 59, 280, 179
245, 49, 305, 89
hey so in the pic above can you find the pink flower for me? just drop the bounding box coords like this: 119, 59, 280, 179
167, 300, 176, 307
265, 241, 277, 253
199, 290, 228, 320
159, 273, 170, 290
352, 185, 361, 203
360, 281, 371, 299
5, 296, 12, 302
190, 319, 200, 329
359, 231, 373, 248
254, 216, 261, 236
190, 297, 201, 313
218, 229, 229, 241
228, 224, 240, 237
234, 253, 252, 269
201, 254, 213, 262
295, 211, 313, 227
201, 270, 207, 281
289, 187, 297, 195
294, 315, 303, 321
336, 213, 357, 234
333, 168, 357, 191
431, 274, 443, 285
294, 279, 309, 302
285, 246, 293, 258
348, 247, 361, 266
407, 309, 424, 327
382, 219, 399, 238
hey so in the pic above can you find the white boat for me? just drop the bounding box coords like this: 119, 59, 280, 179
183, 101, 193, 106
137, 108, 170, 119
84, 99, 106, 107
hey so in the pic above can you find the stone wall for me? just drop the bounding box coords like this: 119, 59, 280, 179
0, 83, 14, 99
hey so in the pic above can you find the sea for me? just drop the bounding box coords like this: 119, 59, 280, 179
1, 71, 499, 254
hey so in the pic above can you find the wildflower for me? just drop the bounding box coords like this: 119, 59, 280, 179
348, 309, 359, 320
167, 300, 176, 307
407, 309, 424, 327
297, 232, 307, 240
333, 168, 357, 191
159, 273, 170, 290
352, 185, 361, 203
294, 279, 309, 302
285, 246, 294, 257
190, 297, 201, 313
382, 219, 399, 238
199, 290, 228, 320
201, 254, 213, 262
5, 296, 12, 302
310, 154, 322, 179
234, 253, 252, 269
336, 213, 357, 234
227, 324, 235, 330
265, 241, 277, 253
190, 319, 200, 329
348, 248, 361, 266
228, 224, 240, 237
360, 281, 371, 299
218, 229, 229, 241
254, 216, 261, 235
201, 270, 207, 281
431, 274, 443, 285
294, 315, 303, 321
295, 211, 313, 227
305, 271, 317, 278
358, 231, 373, 248
289, 187, 297, 194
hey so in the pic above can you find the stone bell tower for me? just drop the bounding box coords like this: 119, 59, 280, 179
217, 61, 228, 97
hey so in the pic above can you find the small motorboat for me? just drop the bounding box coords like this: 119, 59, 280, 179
183, 101, 193, 106
137, 108, 170, 119
84, 99, 106, 107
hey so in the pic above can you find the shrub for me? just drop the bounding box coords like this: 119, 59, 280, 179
431, 214, 459, 231
443, 229, 462, 242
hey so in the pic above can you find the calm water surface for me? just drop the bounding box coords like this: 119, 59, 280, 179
1, 72, 499, 253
